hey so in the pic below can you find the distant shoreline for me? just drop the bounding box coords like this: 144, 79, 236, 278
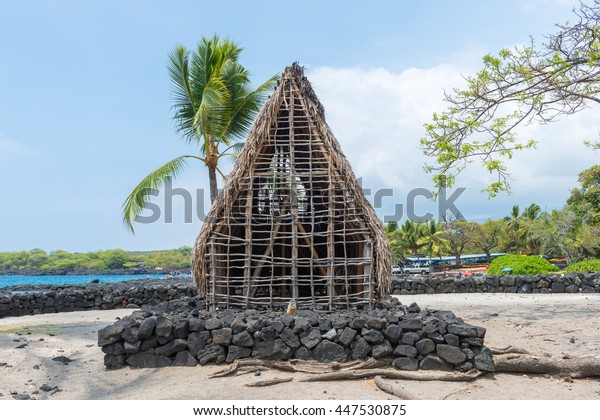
0, 268, 190, 276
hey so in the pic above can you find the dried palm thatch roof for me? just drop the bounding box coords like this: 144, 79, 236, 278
192, 62, 392, 310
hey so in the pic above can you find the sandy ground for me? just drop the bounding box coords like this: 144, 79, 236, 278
1, 294, 600, 400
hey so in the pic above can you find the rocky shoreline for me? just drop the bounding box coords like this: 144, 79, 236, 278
0, 268, 188, 276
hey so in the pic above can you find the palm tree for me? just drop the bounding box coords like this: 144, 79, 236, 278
522, 203, 541, 221
399, 220, 426, 256
520, 203, 543, 254
418, 219, 448, 263
387, 220, 422, 261
122, 35, 278, 232
504, 205, 522, 252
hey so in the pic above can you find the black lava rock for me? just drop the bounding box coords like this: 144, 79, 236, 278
197, 344, 226, 365
313, 340, 348, 363
127, 352, 172, 368
226, 345, 252, 363
300, 328, 322, 349
436, 344, 467, 365
232, 330, 254, 348
371, 340, 394, 359
172, 350, 198, 367
393, 357, 418, 371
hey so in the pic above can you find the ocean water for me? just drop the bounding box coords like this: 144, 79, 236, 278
0, 274, 169, 289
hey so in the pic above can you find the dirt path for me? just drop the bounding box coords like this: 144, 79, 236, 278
1, 294, 599, 400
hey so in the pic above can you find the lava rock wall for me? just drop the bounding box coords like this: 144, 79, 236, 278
98, 298, 495, 373
392, 272, 600, 295
0, 281, 197, 318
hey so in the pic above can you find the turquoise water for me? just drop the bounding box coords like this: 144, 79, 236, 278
0, 274, 169, 289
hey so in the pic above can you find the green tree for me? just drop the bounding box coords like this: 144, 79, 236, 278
27, 252, 49, 269
417, 220, 448, 262
567, 164, 600, 225
386, 221, 399, 234
123, 35, 278, 232
503, 205, 522, 252
470, 219, 503, 262
522, 203, 542, 221
536, 209, 582, 261
386, 220, 426, 261
421, 1, 600, 195
99, 249, 131, 269
399, 220, 426, 256
520, 203, 543, 255
577, 224, 600, 257
442, 220, 475, 266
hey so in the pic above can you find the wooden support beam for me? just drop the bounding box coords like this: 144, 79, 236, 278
248, 221, 283, 293
288, 82, 299, 304
210, 241, 216, 311
364, 240, 374, 309
296, 222, 328, 278
243, 178, 253, 308
327, 154, 335, 311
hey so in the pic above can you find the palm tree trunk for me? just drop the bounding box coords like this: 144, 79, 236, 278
208, 165, 218, 203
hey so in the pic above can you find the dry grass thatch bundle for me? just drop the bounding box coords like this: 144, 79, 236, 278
192, 63, 391, 311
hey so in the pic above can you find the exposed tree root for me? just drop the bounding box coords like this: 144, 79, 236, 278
527, 329, 581, 338
209, 350, 600, 383
494, 354, 600, 378
489, 345, 531, 355
245, 377, 293, 387
234, 366, 269, 376
299, 369, 484, 382
441, 385, 481, 400
209, 358, 387, 378
373, 376, 417, 400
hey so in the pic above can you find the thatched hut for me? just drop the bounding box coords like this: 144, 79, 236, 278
192, 63, 391, 311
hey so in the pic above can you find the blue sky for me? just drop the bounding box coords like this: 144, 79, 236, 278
0, 0, 597, 252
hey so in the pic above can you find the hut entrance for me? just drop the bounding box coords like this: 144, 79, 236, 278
194, 63, 391, 311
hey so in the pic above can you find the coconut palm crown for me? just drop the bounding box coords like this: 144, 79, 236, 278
123, 35, 278, 233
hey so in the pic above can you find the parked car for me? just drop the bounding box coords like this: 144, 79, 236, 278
402, 264, 431, 274
392, 265, 402, 274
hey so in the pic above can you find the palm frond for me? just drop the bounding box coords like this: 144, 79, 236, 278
226, 72, 279, 141
122, 155, 203, 233
168, 46, 198, 143
128, 35, 273, 232
217, 141, 245, 164
196, 76, 230, 139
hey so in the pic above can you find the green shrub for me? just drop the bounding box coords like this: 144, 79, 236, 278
565, 259, 600, 273
488, 254, 559, 275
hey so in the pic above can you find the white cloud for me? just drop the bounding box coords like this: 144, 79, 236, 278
309, 64, 465, 186
0, 137, 22, 154
306, 63, 598, 221
0, 134, 35, 159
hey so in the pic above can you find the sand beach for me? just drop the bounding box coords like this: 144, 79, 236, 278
1, 293, 599, 400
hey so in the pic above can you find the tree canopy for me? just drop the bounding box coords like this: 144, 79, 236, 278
567, 164, 600, 224
421, 0, 600, 196
0, 247, 192, 273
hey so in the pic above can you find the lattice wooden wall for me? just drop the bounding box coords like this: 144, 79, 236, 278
203, 76, 376, 311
